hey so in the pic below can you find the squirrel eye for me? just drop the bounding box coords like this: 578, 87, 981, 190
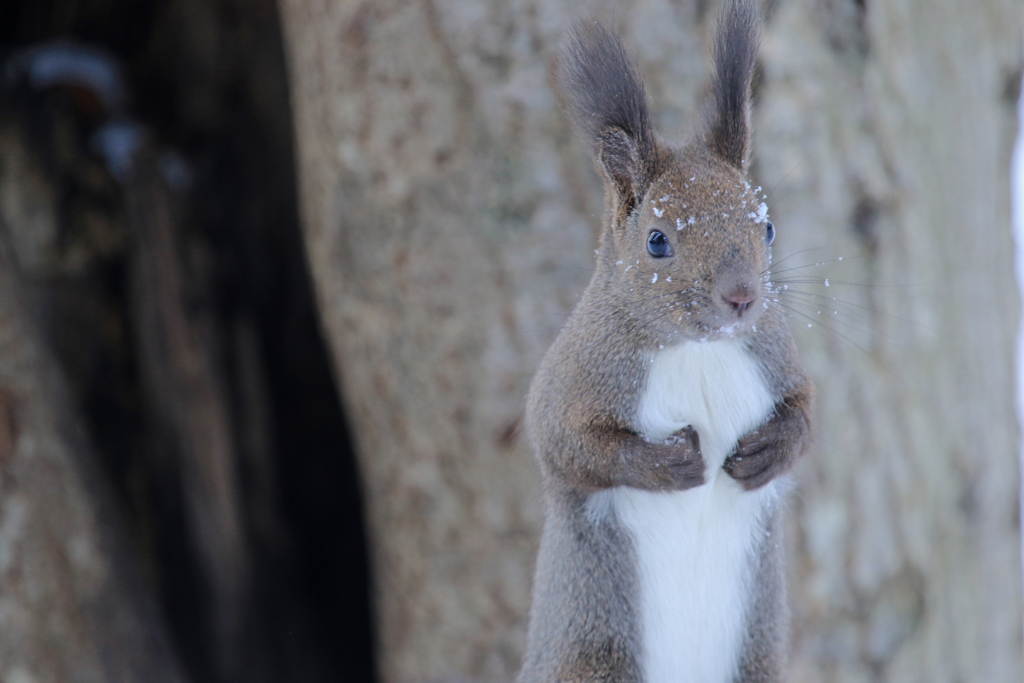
765, 220, 775, 246
647, 230, 672, 258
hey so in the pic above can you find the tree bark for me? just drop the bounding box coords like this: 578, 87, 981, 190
278, 0, 1024, 681
0, 129, 186, 683
125, 147, 250, 681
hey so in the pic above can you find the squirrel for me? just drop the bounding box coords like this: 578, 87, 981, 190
517, 2, 813, 682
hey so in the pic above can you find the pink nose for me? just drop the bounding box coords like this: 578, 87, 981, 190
724, 286, 756, 314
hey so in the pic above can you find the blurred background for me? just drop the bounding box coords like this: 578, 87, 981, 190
0, 0, 372, 681
0, 1, 1022, 682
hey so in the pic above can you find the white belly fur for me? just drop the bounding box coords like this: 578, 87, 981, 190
588, 339, 777, 683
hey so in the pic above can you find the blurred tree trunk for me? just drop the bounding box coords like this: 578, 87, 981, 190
279, 0, 1024, 682
2, 0, 376, 677
0, 129, 186, 683
124, 146, 251, 680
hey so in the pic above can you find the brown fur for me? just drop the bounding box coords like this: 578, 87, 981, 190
519, 3, 813, 682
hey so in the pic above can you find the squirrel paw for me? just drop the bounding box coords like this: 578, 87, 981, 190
652, 425, 705, 490
724, 400, 810, 491
723, 425, 790, 491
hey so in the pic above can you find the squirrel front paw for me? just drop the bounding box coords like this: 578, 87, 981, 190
724, 402, 809, 490
644, 425, 705, 491
586, 422, 706, 492
723, 427, 784, 490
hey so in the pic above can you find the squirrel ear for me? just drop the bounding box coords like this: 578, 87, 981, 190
597, 126, 643, 200
558, 20, 656, 204
705, 0, 760, 171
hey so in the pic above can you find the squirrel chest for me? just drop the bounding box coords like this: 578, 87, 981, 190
588, 339, 778, 683
636, 338, 773, 454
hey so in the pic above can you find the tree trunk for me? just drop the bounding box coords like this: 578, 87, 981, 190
278, 0, 1024, 681
0, 128, 186, 683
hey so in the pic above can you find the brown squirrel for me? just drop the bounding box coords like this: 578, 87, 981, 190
517, 2, 813, 682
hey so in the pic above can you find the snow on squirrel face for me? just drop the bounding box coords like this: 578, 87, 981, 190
601, 158, 775, 345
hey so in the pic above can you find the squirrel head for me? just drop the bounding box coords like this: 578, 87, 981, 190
558, 2, 773, 346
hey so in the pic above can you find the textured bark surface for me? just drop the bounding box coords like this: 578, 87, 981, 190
279, 0, 1024, 681
0, 131, 185, 683
124, 149, 251, 680
1, 0, 376, 677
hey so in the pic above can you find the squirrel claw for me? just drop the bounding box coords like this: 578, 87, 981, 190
724, 425, 788, 491
659, 426, 704, 490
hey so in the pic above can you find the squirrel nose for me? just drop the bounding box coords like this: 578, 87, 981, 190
723, 284, 757, 315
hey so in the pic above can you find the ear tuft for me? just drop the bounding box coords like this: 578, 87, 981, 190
558, 21, 656, 201
706, 0, 761, 171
